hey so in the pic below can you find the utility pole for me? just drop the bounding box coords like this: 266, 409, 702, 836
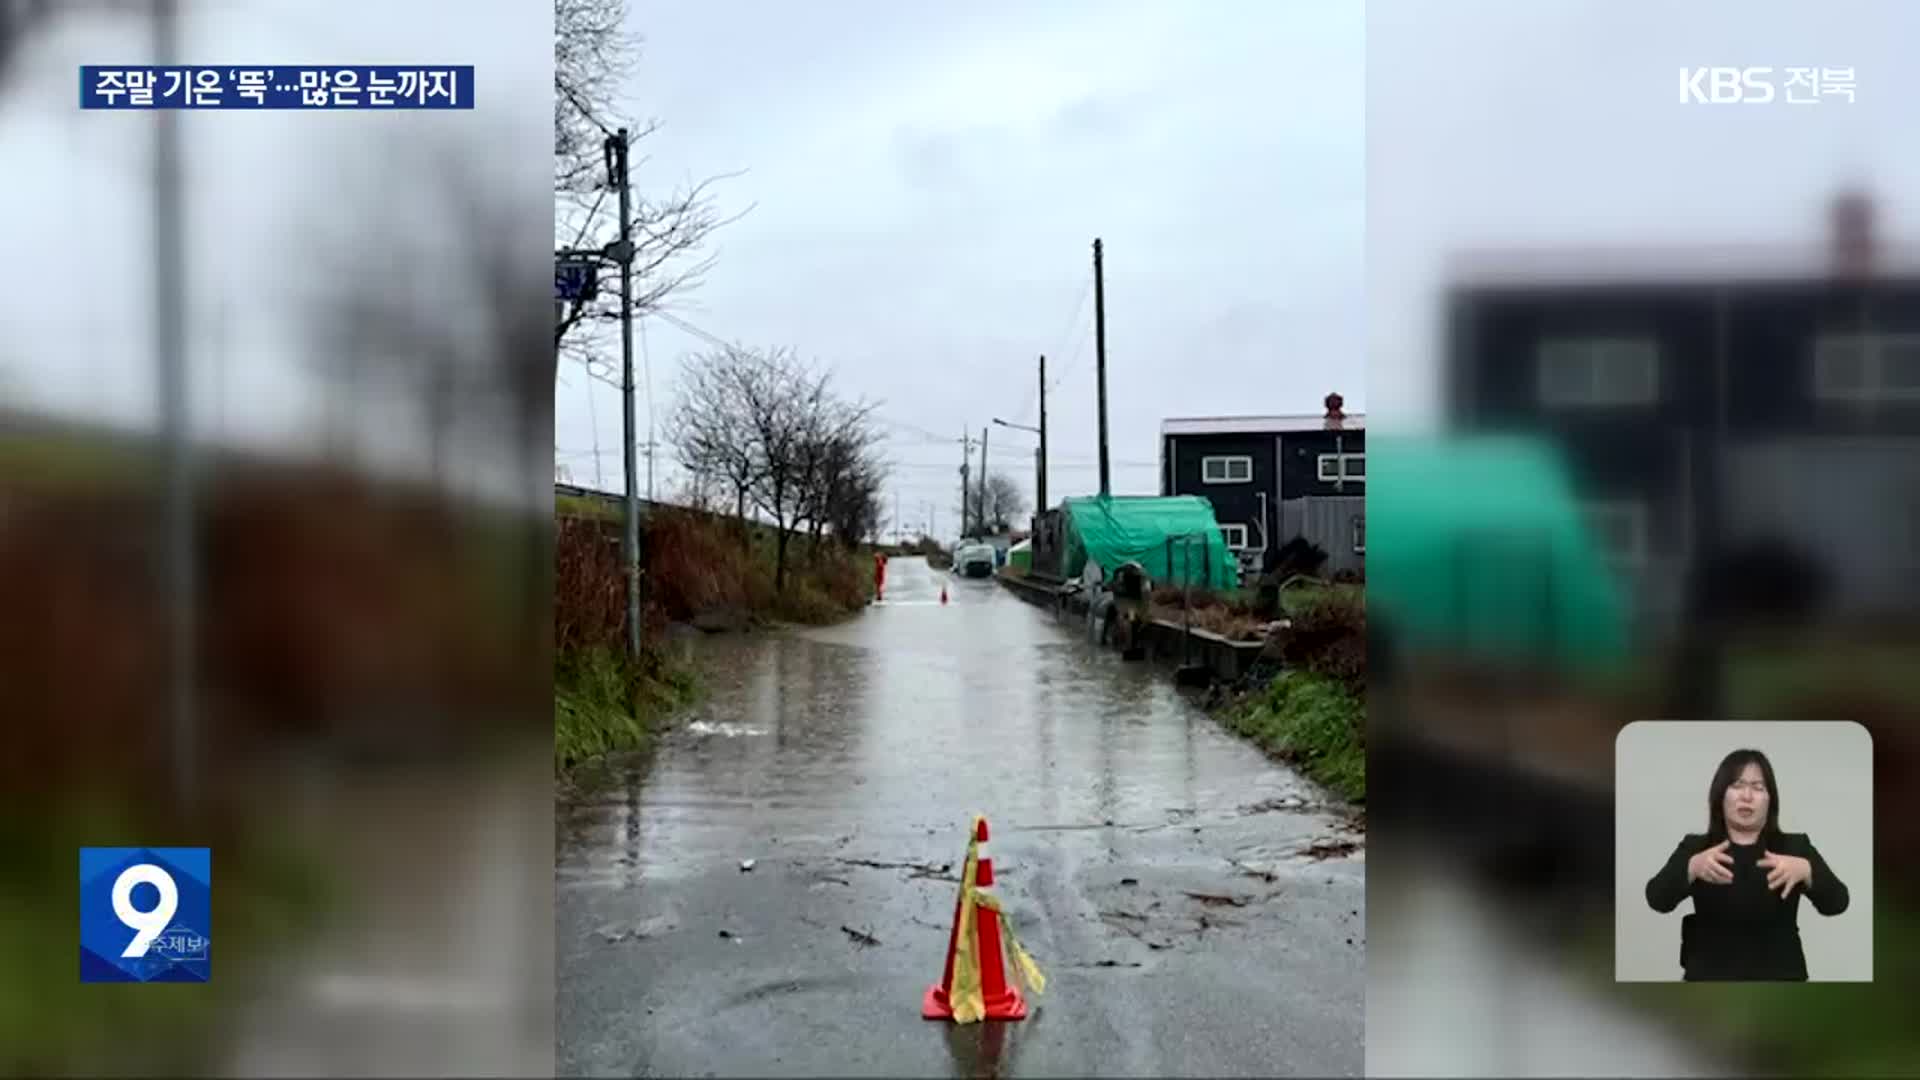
609, 128, 641, 658
958, 427, 972, 538
154, 0, 195, 806
978, 425, 990, 533
641, 315, 655, 503
1037, 354, 1049, 511
1093, 238, 1110, 496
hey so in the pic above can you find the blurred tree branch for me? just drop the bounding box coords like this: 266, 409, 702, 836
554, 0, 751, 362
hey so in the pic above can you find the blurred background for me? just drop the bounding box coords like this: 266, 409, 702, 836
0, 1, 553, 1074
1366, 1, 1920, 1076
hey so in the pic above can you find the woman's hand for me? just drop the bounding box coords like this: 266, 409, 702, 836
1688, 840, 1734, 884
1759, 851, 1813, 898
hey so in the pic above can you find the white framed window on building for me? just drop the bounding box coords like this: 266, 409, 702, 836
1317, 452, 1365, 482
1537, 336, 1660, 406
1219, 523, 1249, 549
1812, 331, 1920, 402
1352, 515, 1365, 554
1201, 455, 1253, 483
1582, 500, 1649, 567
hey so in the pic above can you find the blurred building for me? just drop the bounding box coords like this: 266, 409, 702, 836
1158, 393, 1366, 578
1445, 192, 1920, 641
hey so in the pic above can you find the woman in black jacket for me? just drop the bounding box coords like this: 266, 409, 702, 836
1645, 748, 1850, 981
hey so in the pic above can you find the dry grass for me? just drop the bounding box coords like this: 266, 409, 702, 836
555, 504, 872, 637
1148, 585, 1272, 642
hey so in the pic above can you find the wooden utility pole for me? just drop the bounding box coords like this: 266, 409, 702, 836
1093, 238, 1110, 496
978, 425, 990, 532
609, 128, 642, 658
155, 0, 196, 805
1037, 354, 1049, 512
958, 428, 972, 537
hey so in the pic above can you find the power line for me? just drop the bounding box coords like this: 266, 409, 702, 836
649, 308, 731, 350
1010, 279, 1092, 423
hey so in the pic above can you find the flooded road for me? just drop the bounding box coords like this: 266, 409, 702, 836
556, 557, 1365, 1077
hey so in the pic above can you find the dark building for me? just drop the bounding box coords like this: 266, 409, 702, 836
1445, 192, 1920, 635
1159, 394, 1366, 577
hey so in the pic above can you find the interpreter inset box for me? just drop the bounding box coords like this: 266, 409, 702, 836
1614, 721, 1872, 982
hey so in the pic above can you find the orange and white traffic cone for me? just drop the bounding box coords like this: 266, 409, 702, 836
922, 817, 1041, 1023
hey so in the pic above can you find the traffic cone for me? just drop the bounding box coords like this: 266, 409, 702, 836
922, 817, 1028, 1022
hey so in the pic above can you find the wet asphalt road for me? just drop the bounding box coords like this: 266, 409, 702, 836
556, 557, 1365, 1077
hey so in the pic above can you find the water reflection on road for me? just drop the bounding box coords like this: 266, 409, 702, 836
557, 557, 1366, 1077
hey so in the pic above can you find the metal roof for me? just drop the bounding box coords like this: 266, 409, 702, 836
1160, 414, 1365, 437
1445, 243, 1920, 289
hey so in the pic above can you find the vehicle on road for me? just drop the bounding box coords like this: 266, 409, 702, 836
953, 542, 996, 578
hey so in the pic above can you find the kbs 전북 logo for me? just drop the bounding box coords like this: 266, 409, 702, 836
79, 847, 210, 982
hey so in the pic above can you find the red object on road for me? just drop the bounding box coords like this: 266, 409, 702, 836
922, 817, 1029, 1022
874, 552, 887, 600
940, 584, 948, 605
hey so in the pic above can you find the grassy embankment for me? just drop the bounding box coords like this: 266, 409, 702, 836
1214, 584, 1366, 802
3, 426, 527, 1072
553, 497, 876, 773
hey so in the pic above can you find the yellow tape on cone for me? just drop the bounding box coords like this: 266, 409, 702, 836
968, 888, 1048, 996
943, 816, 1049, 1024
948, 817, 986, 1023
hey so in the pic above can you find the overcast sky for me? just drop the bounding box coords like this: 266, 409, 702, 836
555, 0, 1366, 530
1368, 0, 1920, 430
6, 3, 1915, 522
0, 0, 547, 497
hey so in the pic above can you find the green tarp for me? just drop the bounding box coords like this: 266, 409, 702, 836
1058, 495, 1239, 591
1008, 539, 1032, 572
1365, 434, 1628, 671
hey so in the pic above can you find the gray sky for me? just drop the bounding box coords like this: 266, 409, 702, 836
10, 3, 1913, 520
1, 0, 548, 499
1368, 0, 1920, 430
555, 0, 1366, 530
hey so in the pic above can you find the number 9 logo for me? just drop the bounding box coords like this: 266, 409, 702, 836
112, 863, 179, 958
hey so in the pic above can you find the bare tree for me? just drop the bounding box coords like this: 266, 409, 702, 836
826, 458, 886, 550
739, 349, 830, 593
552, 0, 749, 365
666, 345, 762, 537
793, 397, 883, 554
302, 130, 553, 652
981, 471, 1029, 532
554, 0, 633, 197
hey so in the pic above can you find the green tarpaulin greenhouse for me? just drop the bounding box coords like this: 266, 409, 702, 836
1365, 434, 1628, 671
1008, 538, 1031, 573
1057, 495, 1239, 590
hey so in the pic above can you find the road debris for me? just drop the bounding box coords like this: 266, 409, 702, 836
1099, 912, 1175, 950
1230, 859, 1280, 883
834, 857, 950, 875
840, 925, 882, 947
1301, 838, 1360, 860
1183, 891, 1251, 907
1119, 877, 1139, 886
739, 859, 756, 872
1240, 795, 1309, 815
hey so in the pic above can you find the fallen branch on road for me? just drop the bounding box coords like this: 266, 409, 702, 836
1182, 891, 1251, 907
833, 857, 950, 875
841, 925, 882, 947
